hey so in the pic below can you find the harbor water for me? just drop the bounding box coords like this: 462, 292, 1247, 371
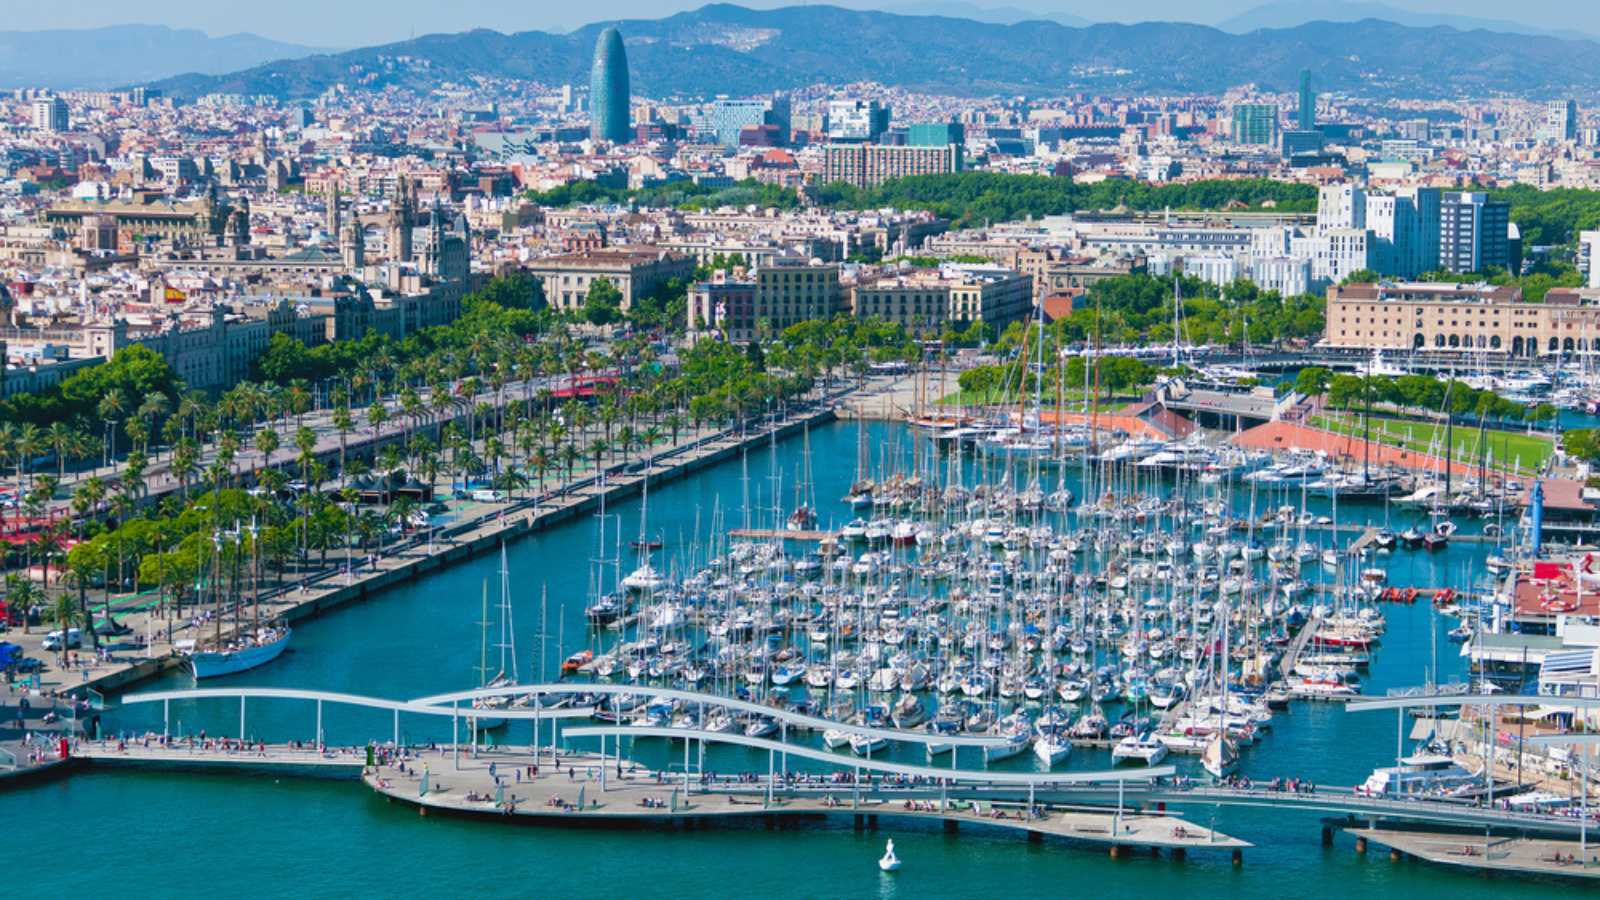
5, 421, 1575, 897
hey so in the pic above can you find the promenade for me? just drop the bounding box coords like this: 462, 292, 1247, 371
8, 376, 908, 699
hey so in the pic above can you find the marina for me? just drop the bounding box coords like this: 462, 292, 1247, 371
6, 415, 1598, 894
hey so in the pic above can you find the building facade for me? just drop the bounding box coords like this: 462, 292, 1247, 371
1439, 191, 1511, 274
1321, 281, 1600, 357
820, 143, 962, 188
529, 248, 694, 312
1231, 104, 1279, 146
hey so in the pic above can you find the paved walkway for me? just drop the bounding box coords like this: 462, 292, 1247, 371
361, 749, 1247, 850
1350, 827, 1600, 880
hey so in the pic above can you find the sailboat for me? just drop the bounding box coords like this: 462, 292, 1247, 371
1201, 608, 1239, 778
787, 424, 818, 531
186, 521, 292, 679
623, 477, 666, 591
471, 547, 519, 731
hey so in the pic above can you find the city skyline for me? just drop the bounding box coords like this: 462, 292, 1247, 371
5, 0, 1596, 52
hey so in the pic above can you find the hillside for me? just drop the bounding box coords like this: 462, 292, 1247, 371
146, 4, 1600, 100
0, 25, 326, 91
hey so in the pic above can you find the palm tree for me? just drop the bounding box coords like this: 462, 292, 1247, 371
588, 437, 608, 476
137, 393, 171, 456
98, 388, 126, 466
559, 443, 580, 485
0, 422, 16, 531
3, 573, 41, 634
171, 439, 198, 500
45, 421, 75, 482
255, 427, 280, 467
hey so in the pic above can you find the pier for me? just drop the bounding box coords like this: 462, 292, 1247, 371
728, 529, 838, 542
42, 684, 1595, 869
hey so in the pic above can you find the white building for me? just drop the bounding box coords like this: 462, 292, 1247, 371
1316, 184, 1365, 234
1582, 230, 1600, 289
1297, 227, 1374, 286
31, 97, 68, 133
1181, 254, 1238, 287
1250, 257, 1311, 297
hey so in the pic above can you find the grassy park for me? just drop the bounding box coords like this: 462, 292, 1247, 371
1311, 412, 1554, 473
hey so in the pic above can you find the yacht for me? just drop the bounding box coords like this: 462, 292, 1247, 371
1360, 743, 1480, 798
1111, 732, 1170, 766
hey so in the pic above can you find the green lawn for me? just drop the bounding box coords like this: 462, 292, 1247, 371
938, 387, 1143, 408
1311, 413, 1552, 472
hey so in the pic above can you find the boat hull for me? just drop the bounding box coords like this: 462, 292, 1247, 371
188, 629, 292, 679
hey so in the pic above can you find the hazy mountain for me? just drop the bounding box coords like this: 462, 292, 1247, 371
0, 25, 327, 91
1216, 1, 1579, 40
878, 1, 1092, 26
146, 4, 1600, 101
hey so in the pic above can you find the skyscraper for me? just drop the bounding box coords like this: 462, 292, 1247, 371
1231, 104, 1278, 146
589, 27, 631, 144
1297, 69, 1315, 131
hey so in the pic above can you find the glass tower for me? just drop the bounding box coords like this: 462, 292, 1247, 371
589, 27, 631, 144
1297, 69, 1315, 131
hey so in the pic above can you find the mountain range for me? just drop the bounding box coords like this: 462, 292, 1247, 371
1215, 0, 1587, 40
131, 4, 1600, 101
0, 25, 326, 91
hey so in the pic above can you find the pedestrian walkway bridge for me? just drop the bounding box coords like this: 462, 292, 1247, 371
46, 683, 1600, 868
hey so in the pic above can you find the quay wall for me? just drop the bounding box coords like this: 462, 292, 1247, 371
75, 407, 838, 697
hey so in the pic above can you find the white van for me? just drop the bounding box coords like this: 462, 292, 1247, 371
42, 628, 82, 651
470, 488, 507, 502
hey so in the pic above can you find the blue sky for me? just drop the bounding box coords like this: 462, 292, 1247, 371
4, 0, 1587, 48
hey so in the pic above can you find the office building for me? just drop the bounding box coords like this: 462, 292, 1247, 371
31, 97, 68, 133
1231, 104, 1279, 146
907, 121, 964, 147
1316, 184, 1365, 234
1301, 228, 1374, 285
1281, 130, 1325, 158
589, 27, 632, 144
1440, 191, 1511, 274
700, 95, 790, 147
821, 143, 962, 188
827, 99, 890, 142
1542, 99, 1578, 142
1297, 69, 1315, 131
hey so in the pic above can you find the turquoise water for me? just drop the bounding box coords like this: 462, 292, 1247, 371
4, 422, 1579, 896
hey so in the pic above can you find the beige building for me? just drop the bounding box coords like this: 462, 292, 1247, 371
851, 268, 1032, 334
528, 247, 694, 312
1015, 248, 1148, 301
688, 258, 844, 343
1323, 282, 1600, 357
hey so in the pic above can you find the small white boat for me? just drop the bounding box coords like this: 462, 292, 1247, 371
1111, 732, 1170, 766
1033, 730, 1072, 767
